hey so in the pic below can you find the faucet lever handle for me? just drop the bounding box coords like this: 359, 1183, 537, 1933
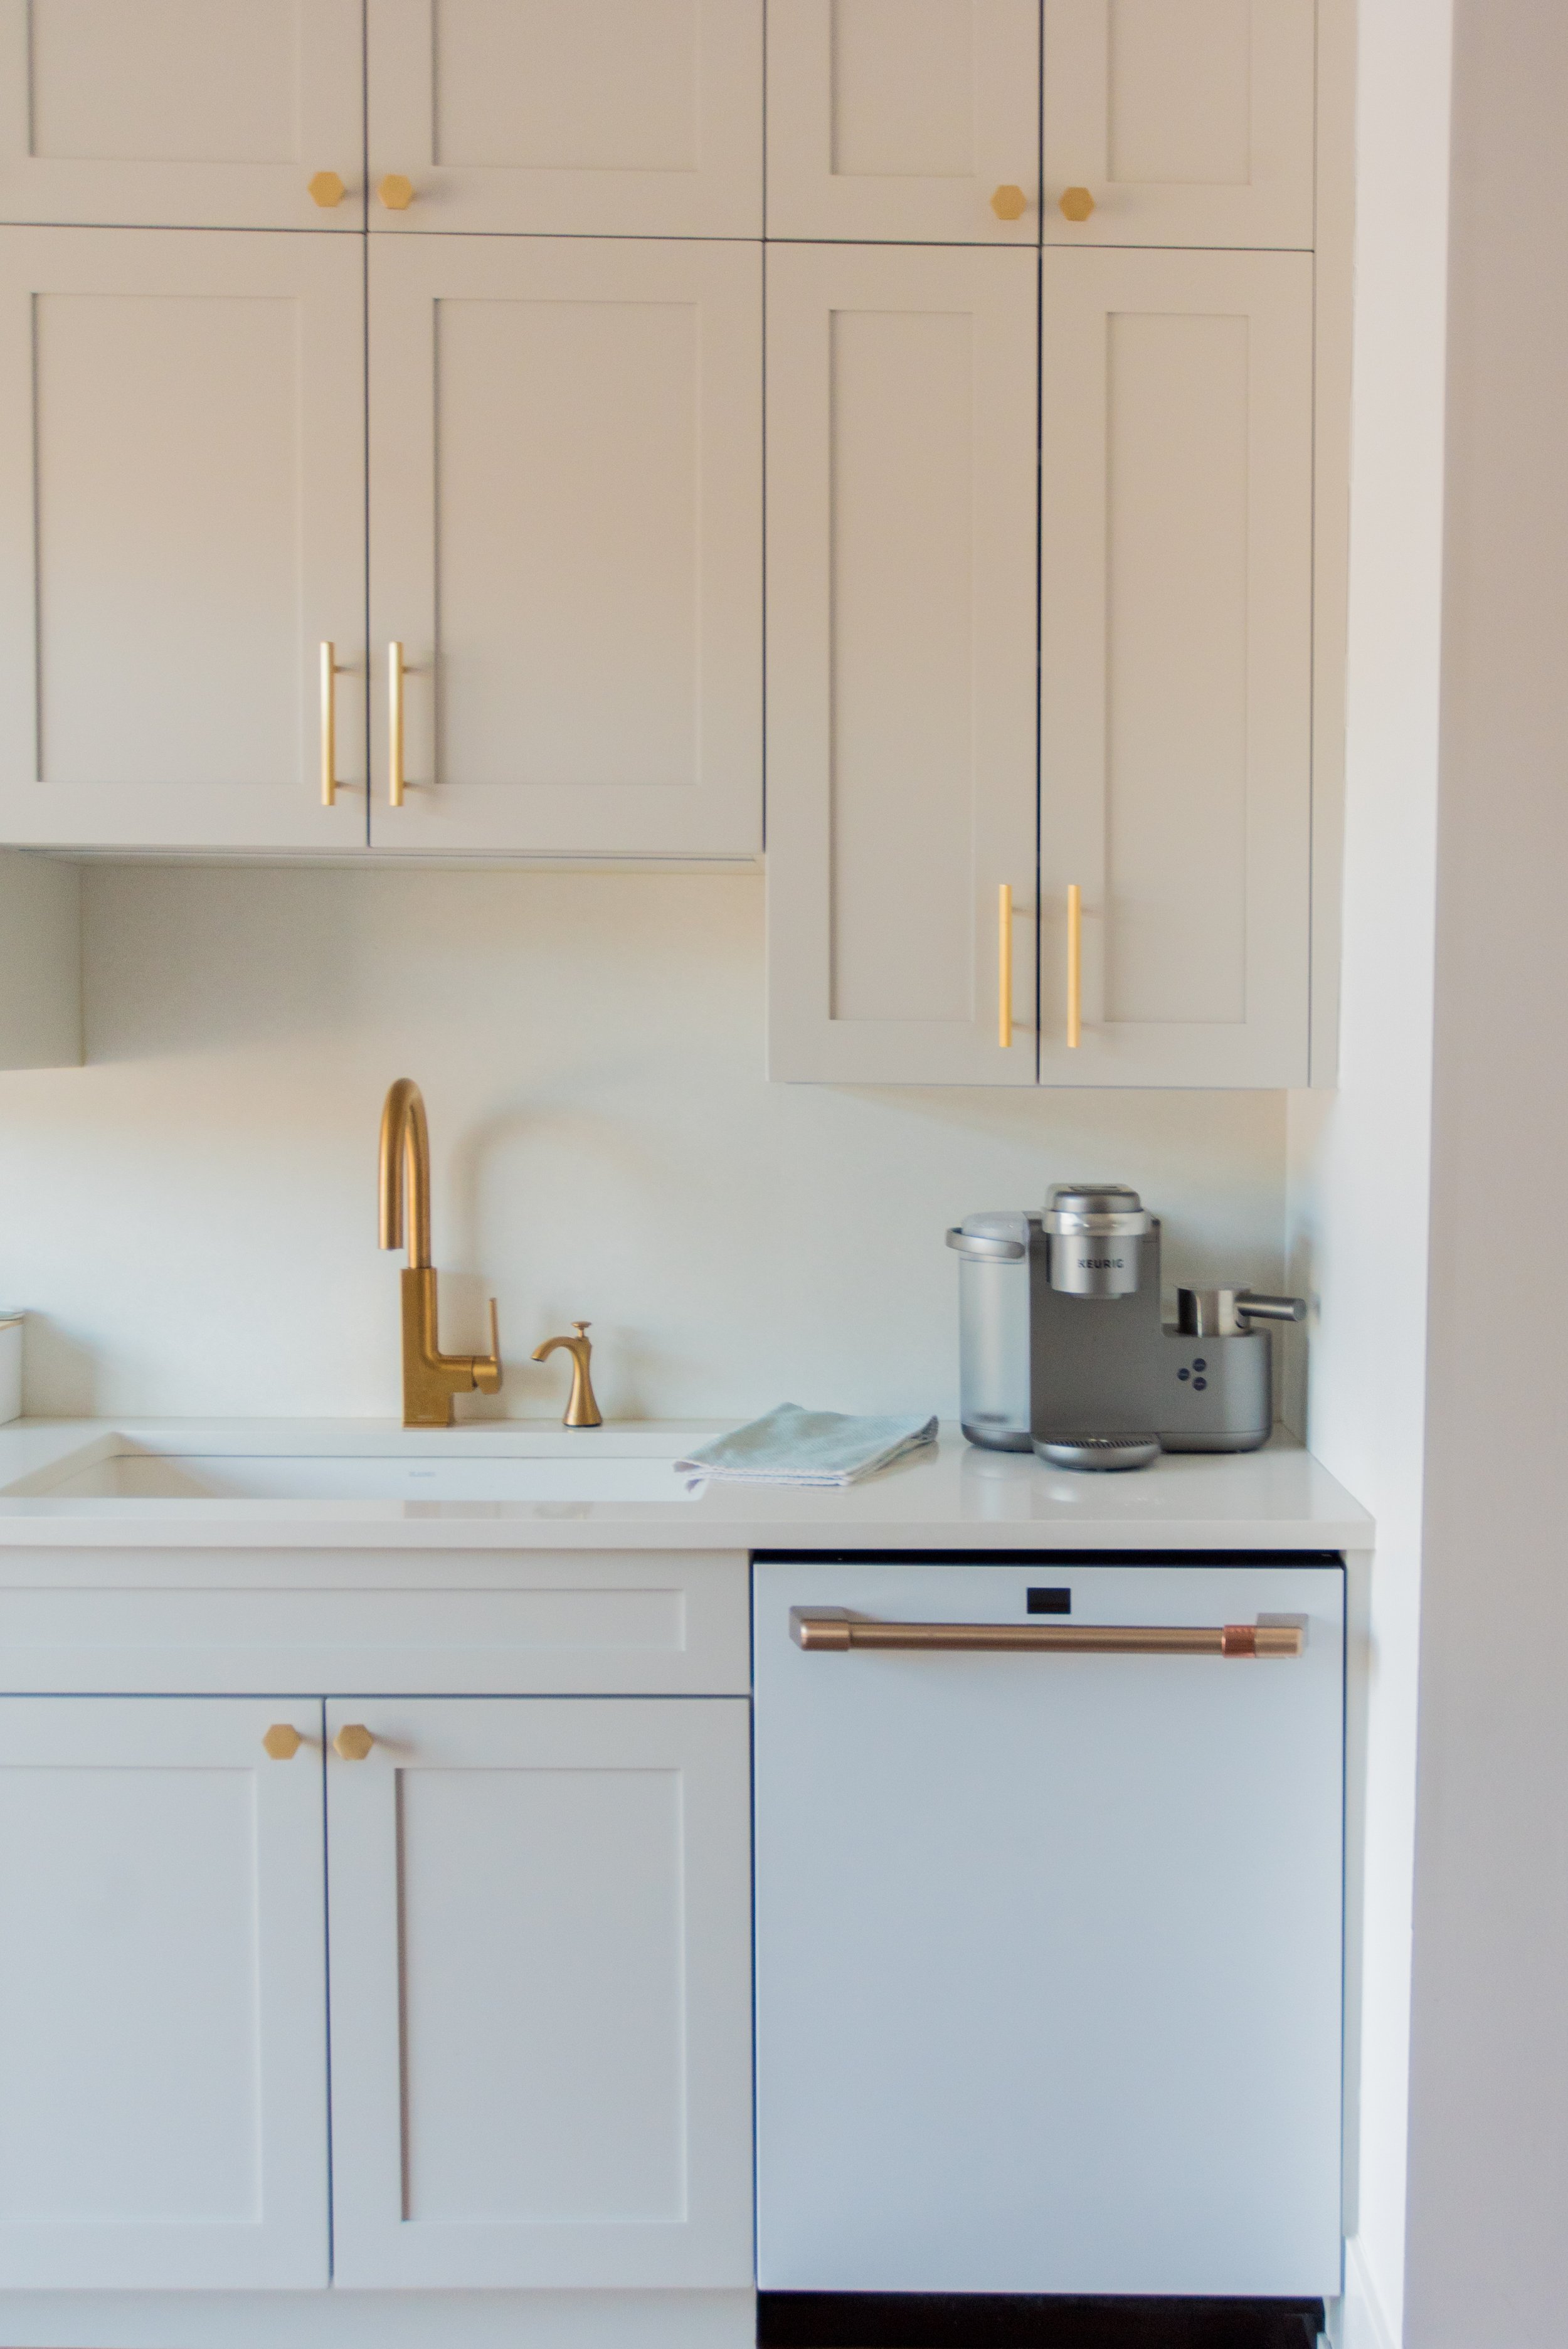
470, 1296, 502, 1395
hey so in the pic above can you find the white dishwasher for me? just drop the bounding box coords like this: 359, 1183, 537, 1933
753, 1554, 1343, 2300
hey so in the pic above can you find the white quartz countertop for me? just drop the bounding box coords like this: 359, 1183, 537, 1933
0, 1419, 1373, 1551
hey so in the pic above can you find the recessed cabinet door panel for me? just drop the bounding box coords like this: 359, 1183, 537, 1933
766, 243, 1037, 1083
0, 1698, 328, 2289
327, 1698, 754, 2289
0, 0, 363, 229
768, 0, 1039, 241
1039, 250, 1313, 1086
0, 228, 367, 849
368, 0, 762, 236
368, 236, 761, 856
1042, 0, 1316, 248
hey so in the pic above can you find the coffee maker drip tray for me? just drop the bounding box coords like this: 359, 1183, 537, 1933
1037, 1434, 1162, 1473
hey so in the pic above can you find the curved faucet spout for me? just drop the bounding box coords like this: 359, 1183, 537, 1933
378, 1077, 432, 1269
376, 1078, 501, 1426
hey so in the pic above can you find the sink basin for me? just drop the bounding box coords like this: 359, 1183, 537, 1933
24, 1444, 713, 1505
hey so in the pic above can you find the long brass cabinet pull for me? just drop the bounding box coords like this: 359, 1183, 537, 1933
319, 642, 342, 807
388, 643, 406, 807
997, 883, 1013, 1047
790, 1609, 1303, 1658
1066, 882, 1083, 1048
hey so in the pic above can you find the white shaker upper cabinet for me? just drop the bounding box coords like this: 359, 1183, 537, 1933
0, 228, 368, 850
326, 1697, 755, 2290
766, 243, 1038, 1084
0, 0, 363, 229
368, 235, 761, 857
1042, 0, 1316, 248
367, 0, 763, 236
0, 1698, 329, 2291
1039, 249, 1313, 1086
768, 0, 1040, 242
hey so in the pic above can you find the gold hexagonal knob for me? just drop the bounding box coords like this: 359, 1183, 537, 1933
334, 1724, 376, 1761
307, 170, 346, 209
378, 174, 415, 211
262, 1724, 304, 1760
989, 183, 1028, 223
1059, 186, 1096, 223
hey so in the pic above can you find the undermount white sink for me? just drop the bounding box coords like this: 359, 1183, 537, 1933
23, 1441, 714, 1505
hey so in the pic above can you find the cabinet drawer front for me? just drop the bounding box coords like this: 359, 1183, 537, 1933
0, 1552, 751, 1695
327, 1696, 754, 2289
0, 1696, 328, 2290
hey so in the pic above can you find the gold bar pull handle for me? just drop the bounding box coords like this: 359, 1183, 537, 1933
1066, 882, 1083, 1048
388, 642, 406, 807
997, 883, 1013, 1047
319, 642, 341, 807
789, 1608, 1303, 1658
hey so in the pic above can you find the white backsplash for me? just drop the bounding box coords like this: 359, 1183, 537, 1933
0, 864, 1288, 1423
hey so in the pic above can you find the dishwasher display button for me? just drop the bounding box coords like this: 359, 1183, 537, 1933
1026, 1588, 1072, 1614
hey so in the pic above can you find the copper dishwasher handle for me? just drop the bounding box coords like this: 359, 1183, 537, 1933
790, 1609, 1301, 1658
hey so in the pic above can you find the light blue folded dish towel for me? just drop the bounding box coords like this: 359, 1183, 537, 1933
675, 1403, 938, 1487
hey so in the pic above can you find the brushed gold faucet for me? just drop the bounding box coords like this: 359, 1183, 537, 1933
378, 1078, 503, 1428
532, 1322, 603, 1428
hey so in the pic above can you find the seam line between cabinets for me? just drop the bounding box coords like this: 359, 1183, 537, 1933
361, 0, 371, 851
1034, 236, 1042, 1083
318, 1694, 336, 2278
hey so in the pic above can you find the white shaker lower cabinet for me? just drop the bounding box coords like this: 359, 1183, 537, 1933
326, 1696, 755, 2289
766, 241, 1039, 1083
368, 235, 762, 857
0, 1697, 329, 2290
1038, 248, 1314, 1084
0, 228, 368, 851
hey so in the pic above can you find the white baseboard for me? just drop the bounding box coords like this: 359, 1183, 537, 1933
0, 2288, 758, 2349
1332, 2235, 1400, 2349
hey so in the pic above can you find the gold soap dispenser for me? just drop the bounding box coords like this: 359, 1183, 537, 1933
378, 1079, 503, 1428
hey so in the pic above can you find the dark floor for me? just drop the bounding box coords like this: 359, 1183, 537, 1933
756, 2294, 1325, 2349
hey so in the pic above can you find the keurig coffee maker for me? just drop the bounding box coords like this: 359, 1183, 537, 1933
946, 1183, 1305, 1470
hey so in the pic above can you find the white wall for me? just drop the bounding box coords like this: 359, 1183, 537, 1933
1401, 7, 1568, 2342
1287, 1, 1454, 2341
0, 864, 1287, 1423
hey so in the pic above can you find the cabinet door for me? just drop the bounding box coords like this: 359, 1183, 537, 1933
0, 0, 363, 230
367, 235, 761, 857
326, 1697, 754, 2289
1042, 0, 1316, 249
1039, 249, 1313, 1086
768, 0, 1039, 242
0, 1698, 328, 2289
367, 0, 762, 236
766, 243, 1037, 1083
0, 228, 367, 850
